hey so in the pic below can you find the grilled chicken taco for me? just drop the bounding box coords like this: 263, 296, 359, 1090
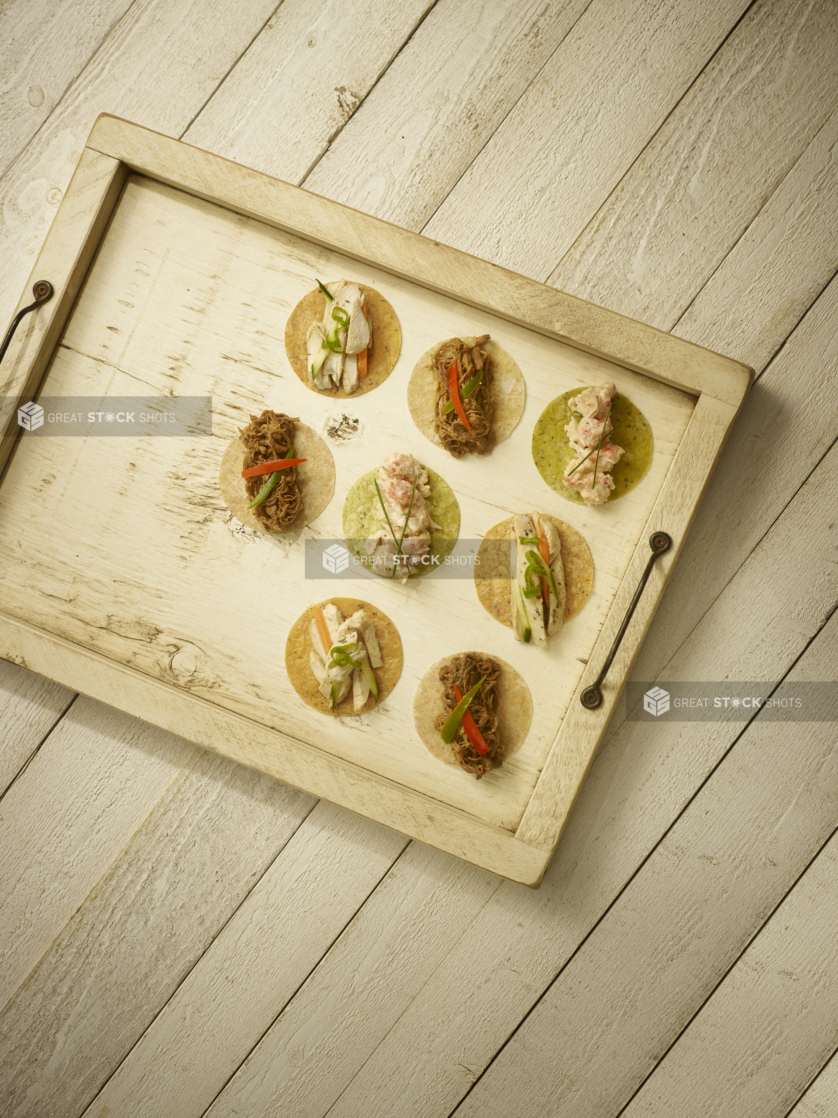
342, 452, 460, 583
219, 409, 335, 533
407, 334, 525, 457
475, 513, 593, 644
285, 598, 403, 716
413, 652, 532, 778
285, 279, 401, 397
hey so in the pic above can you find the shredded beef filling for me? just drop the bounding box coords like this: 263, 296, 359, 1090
239, 409, 303, 530
437, 652, 503, 778
433, 335, 496, 457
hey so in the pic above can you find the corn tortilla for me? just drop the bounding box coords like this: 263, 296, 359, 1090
285, 598, 403, 716
407, 336, 525, 452
413, 652, 532, 769
474, 514, 593, 629
219, 421, 335, 533
285, 282, 401, 397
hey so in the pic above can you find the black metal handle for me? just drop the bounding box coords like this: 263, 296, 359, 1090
0, 280, 54, 365
580, 531, 672, 710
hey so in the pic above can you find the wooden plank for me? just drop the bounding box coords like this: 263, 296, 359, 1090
424, 614, 838, 1118
0, 661, 74, 796
297, 445, 838, 1118
0, 0, 134, 177
81, 830, 489, 1118
675, 107, 838, 374
787, 1052, 838, 1118
302, 0, 590, 227
547, 0, 838, 331
0, 0, 289, 333
184, 0, 437, 182
0, 699, 198, 1008
1, 782, 357, 1118
620, 836, 838, 1117
422, 0, 751, 279
0, 147, 126, 473
84, 115, 753, 405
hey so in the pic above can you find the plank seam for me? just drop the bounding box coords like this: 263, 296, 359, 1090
782, 1046, 838, 1118
0, 691, 78, 802
444, 601, 838, 1118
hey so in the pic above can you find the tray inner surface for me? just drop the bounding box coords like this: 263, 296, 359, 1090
0, 175, 695, 830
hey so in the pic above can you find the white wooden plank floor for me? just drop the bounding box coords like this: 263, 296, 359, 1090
1, 2, 836, 1116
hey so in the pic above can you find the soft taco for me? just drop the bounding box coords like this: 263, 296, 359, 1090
475, 513, 593, 647
285, 598, 403, 716
342, 452, 460, 583
285, 279, 401, 397
407, 334, 525, 457
413, 652, 532, 778
533, 382, 653, 506
219, 409, 335, 533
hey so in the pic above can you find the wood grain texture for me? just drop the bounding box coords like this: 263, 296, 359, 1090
0, 698, 197, 1009
84, 829, 490, 1118
0, 661, 74, 795
423, 0, 751, 278
312, 446, 838, 1118
548, 0, 838, 330
184, 0, 435, 182
0, 0, 284, 332
787, 1052, 838, 1118
622, 838, 838, 1118
0, 757, 315, 1118
451, 615, 838, 1118
0, 0, 134, 177
303, 0, 590, 227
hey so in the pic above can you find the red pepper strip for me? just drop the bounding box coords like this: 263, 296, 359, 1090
241, 457, 306, 479
453, 684, 490, 755
447, 359, 472, 435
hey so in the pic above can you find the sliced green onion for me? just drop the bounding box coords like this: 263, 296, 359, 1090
513, 580, 531, 643
331, 306, 349, 328
317, 279, 333, 301
524, 548, 559, 602
440, 369, 483, 414
247, 444, 295, 509
328, 641, 358, 669
360, 658, 379, 704
440, 675, 486, 744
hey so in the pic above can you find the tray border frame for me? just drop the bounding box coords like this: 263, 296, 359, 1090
0, 116, 752, 886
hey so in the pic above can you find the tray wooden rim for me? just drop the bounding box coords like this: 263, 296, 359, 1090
0, 115, 752, 886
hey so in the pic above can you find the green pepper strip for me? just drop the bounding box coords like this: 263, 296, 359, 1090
247, 444, 295, 510
440, 675, 487, 744
522, 549, 558, 602
440, 368, 483, 414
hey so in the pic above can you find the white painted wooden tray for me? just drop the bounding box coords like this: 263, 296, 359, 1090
0, 117, 751, 886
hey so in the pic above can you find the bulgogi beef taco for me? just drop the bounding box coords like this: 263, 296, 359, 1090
413, 652, 532, 778
219, 409, 335, 533
285, 279, 401, 397
407, 334, 525, 457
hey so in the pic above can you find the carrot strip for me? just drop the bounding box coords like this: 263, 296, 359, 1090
241, 457, 305, 478
313, 606, 332, 658
536, 515, 550, 604
447, 359, 472, 434
357, 303, 369, 378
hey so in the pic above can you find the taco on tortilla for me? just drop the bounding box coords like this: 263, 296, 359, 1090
219, 409, 335, 533
285, 597, 403, 716
285, 279, 401, 397
413, 651, 532, 778
475, 513, 593, 646
407, 334, 525, 457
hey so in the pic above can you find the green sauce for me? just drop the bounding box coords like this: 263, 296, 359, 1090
342, 466, 460, 577
532, 388, 653, 504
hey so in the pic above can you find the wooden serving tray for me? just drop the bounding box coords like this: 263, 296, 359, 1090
0, 117, 751, 887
